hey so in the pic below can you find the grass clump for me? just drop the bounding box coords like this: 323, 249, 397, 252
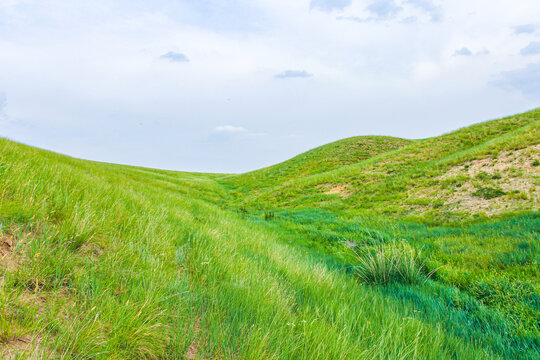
353, 242, 435, 285
472, 187, 506, 199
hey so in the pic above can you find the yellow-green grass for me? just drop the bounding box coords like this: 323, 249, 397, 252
0, 108, 539, 359
226, 109, 539, 222
0, 139, 492, 359
231, 136, 411, 188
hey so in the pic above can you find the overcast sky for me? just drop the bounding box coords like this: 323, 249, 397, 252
1, 0, 539, 172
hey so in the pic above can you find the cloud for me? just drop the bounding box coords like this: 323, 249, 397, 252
213, 125, 248, 133
453, 47, 473, 56
275, 70, 313, 79
401, 16, 418, 24
338, 0, 441, 23
406, 0, 443, 22
2, 0, 540, 172
336, 15, 368, 23
366, 0, 403, 19
452, 48, 489, 57
160, 51, 189, 62
513, 24, 536, 34
492, 62, 540, 96
310, 0, 352, 12
520, 41, 540, 56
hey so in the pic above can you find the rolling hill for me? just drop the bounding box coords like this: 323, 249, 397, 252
0, 109, 539, 359
231, 136, 412, 187
226, 109, 539, 221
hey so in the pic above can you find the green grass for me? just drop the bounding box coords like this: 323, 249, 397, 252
232, 136, 411, 189
0, 108, 539, 359
353, 241, 437, 285
353, 242, 434, 285
225, 109, 539, 221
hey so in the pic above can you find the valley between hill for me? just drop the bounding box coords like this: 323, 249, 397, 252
1, 109, 539, 359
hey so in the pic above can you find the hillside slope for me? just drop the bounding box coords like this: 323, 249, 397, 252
231, 136, 411, 188
1, 109, 539, 359
226, 109, 540, 222
0, 138, 501, 359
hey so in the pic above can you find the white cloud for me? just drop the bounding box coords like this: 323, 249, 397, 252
160, 51, 189, 62
406, 0, 443, 22
453, 47, 473, 56
366, 0, 403, 20
213, 125, 248, 133
275, 70, 312, 79
310, 0, 351, 12
520, 41, 540, 56
513, 24, 536, 34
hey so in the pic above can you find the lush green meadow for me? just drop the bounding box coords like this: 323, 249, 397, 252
0, 109, 539, 359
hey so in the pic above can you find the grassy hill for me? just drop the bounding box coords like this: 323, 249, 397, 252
0, 109, 539, 359
232, 136, 411, 188
226, 109, 539, 222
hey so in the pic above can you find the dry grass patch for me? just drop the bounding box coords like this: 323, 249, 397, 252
443, 144, 538, 183
317, 183, 352, 198
1, 233, 21, 275
407, 145, 539, 215
0, 335, 48, 360
77, 242, 104, 261
1, 336, 32, 360
186, 317, 201, 360
443, 145, 539, 213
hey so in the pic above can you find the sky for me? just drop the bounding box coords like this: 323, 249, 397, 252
0, 0, 539, 173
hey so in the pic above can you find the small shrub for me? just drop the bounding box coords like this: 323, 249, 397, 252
432, 201, 444, 209
532, 159, 539, 167
264, 210, 275, 221
508, 190, 528, 200
472, 187, 506, 200
354, 246, 395, 284
353, 242, 436, 285
238, 206, 248, 218
476, 172, 490, 180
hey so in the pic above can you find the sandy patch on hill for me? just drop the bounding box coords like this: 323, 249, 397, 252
409, 144, 539, 215
445, 145, 539, 213
442, 144, 539, 180
445, 183, 519, 214
317, 183, 352, 198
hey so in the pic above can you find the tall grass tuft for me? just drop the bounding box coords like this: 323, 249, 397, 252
353, 242, 435, 285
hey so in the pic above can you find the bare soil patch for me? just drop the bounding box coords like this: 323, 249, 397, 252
1, 233, 19, 273
78, 242, 104, 261
187, 317, 201, 360
317, 183, 352, 198
450, 146, 538, 211
409, 144, 539, 215
1, 335, 46, 360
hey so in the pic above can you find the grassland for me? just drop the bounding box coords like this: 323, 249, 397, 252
228, 109, 539, 220
0, 109, 539, 359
